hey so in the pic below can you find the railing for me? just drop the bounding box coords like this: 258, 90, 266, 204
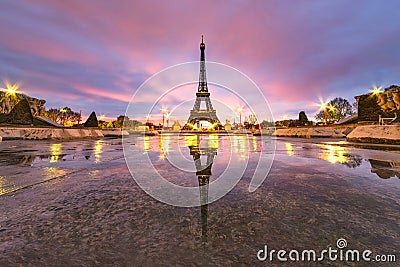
379, 113, 397, 125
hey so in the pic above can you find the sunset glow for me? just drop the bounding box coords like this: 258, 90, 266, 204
0, 1, 399, 121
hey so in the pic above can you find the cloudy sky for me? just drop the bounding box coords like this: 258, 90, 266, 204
1, 0, 399, 122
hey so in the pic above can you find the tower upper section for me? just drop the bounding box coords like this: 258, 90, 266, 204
197, 35, 208, 94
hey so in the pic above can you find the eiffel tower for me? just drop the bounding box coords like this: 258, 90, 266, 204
185, 36, 222, 129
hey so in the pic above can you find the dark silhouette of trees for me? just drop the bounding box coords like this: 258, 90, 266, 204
43, 107, 81, 126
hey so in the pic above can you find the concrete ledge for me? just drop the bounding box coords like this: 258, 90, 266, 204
273, 126, 355, 138
346, 125, 400, 145
0, 127, 104, 140
102, 129, 129, 137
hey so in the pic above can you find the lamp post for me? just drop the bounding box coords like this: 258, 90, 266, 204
317, 99, 329, 125
161, 107, 168, 129
237, 107, 243, 128
327, 104, 336, 124
166, 112, 170, 128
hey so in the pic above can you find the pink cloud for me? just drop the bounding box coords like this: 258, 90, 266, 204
1, 0, 399, 119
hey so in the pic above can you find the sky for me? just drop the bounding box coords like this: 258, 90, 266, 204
1, 0, 399, 123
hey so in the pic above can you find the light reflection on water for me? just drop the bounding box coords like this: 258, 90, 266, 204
0, 135, 399, 266
184, 134, 197, 147
317, 144, 348, 164
43, 167, 67, 179
143, 136, 150, 153
50, 143, 62, 163
0, 175, 7, 195
285, 142, 294, 156
0, 136, 399, 198
252, 136, 258, 152
281, 139, 399, 178
94, 140, 103, 163
284, 141, 356, 165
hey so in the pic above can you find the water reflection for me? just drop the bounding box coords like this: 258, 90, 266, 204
50, 143, 62, 163
252, 136, 258, 152
159, 134, 171, 160
184, 134, 198, 147
317, 144, 363, 168
0, 153, 36, 166
285, 142, 294, 156
232, 135, 247, 153
207, 134, 219, 149
318, 144, 348, 164
143, 136, 150, 153
43, 167, 67, 179
282, 141, 399, 178
285, 142, 364, 168
94, 140, 103, 163
0, 176, 6, 195
187, 134, 218, 244
369, 159, 400, 179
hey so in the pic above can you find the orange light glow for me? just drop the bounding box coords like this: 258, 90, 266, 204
369, 85, 382, 95
327, 104, 336, 112
316, 98, 330, 111
1, 81, 20, 96
161, 107, 168, 114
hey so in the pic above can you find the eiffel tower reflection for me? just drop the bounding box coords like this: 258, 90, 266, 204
186, 134, 218, 244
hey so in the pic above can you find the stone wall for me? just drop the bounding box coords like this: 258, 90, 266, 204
0, 92, 46, 117
273, 126, 355, 138
355, 85, 400, 122
0, 127, 104, 140
346, 125, 400, 145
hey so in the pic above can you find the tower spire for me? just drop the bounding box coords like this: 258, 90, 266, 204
198, 35, 207, 92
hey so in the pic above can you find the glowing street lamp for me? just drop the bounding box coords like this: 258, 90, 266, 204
317, 99, 329, 111
317, 98, 330, 124
327, 104, 336, 112
369, 86, 382, 95
1, 81, 20, 97
99, 114, 106, 121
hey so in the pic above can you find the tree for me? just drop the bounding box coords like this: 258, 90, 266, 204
43, 107, 81, 126
315, 97, 354, 122
43, 108, 60, 122
260, 120, 274, 128
298, 111, 309, 126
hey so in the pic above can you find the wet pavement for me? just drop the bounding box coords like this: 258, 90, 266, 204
0, 135, 399, 266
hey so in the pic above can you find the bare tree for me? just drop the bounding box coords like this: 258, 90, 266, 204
315, 97, 354, 122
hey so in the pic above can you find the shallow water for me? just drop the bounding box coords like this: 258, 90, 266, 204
0, 135, 399, 266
